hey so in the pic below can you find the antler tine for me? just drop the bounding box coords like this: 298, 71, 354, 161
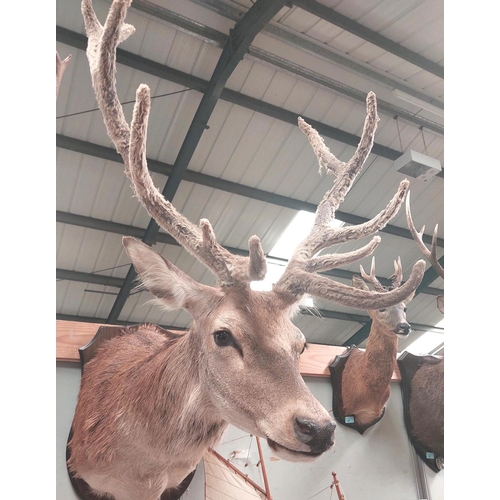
282, 95, 411, 263
359, 257, 385, 292
82, 0, 266, 286
277, 260, 425, 310
305, 236, 381, 274
359, 258, 373, 282
405, 191, 444, 279
56, 51, 71, 100
274, 92, 425, 310
81, 0, 135, 161
389, 257, 403, 289
279, 93, 379, 264
297, 92, 379, 230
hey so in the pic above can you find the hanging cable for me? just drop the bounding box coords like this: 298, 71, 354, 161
56, 88, 194, 120
419, 126, 428, 155
394, 115, 404, 152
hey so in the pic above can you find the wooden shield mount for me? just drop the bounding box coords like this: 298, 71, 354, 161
397, 351, 444, 473
65, 325, 196, 500
329, 345, 386, 435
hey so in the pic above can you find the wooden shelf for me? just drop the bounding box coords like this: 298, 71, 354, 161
56, 320, 401, 381
56, 320, 110, 363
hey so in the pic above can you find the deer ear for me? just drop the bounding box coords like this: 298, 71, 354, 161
436, 295, 444, 314
403, 289, 416, 304
122, 237, 222, 317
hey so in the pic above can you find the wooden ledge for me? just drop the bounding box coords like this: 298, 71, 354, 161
56, 320, 401, 381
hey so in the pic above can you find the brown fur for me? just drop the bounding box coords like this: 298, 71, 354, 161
408, 359, 444, 456
72, 2, 429, 497
405, 193, 444, 459
68, 326, 226, 499
341, 271, 414, 427
68, 252, 336, 499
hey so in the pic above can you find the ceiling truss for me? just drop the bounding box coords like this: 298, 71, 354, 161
56, 0, 444, 347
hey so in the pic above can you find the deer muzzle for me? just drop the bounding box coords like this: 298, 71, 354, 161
294, 417, 336, 454
266, 415, 336, 461
396, 321, 411, 337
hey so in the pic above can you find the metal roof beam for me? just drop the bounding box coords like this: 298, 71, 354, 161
190, 0, 443, 110
293, 0, 444, 79
246, 48, 443, 136
55, 211, 443, 298
126, 0, 443, 134
131, 0, 227, 47
57, 27, 445, 157
56, 268, 441, 334
102, 0, 290, 323
57, 134, 444, 248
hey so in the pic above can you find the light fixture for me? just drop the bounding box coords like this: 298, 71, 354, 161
393, 89, 444, 118
394, 149, 442, 181
393, 118, 442, 181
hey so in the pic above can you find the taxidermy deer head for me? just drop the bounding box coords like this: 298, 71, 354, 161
405, 192, 444, 466
67, 1, 426, 498
339, 257, 415, 432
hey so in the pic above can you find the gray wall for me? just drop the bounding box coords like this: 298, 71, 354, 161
57, 363, 443, 499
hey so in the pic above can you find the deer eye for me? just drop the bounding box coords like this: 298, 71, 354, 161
213, 330, 233, 347
379, 308, 387, 313
300, 342, 308, 355
404, 307, 407, 313
213, 330, 243, 357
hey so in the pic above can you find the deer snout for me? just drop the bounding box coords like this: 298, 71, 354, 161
396, 322, 411, 336
294, 417, 336, 454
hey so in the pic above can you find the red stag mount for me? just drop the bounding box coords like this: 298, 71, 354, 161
329, 257, 415, 434
398, 192, 444, 472
66, 1, 426, 498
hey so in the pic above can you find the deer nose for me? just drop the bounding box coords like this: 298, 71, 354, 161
397, 322, 411, 336
294, 417, 336, 453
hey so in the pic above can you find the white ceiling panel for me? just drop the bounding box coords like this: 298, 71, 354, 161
56, 0, 444, 352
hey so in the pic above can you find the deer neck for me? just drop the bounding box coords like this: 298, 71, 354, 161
145, 333, 228, 455
362, 323, 398, 380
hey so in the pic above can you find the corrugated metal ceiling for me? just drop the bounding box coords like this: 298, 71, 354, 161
56, 0, 444, 354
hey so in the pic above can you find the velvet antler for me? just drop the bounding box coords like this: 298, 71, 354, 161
81, 0, 266, 286
274, 93, 425, 309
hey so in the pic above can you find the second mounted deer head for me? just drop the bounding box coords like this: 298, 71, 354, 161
333, 257, 415, 434
401, 192, 444, 470
67, 1, 426, 498
353, 257, 415, 339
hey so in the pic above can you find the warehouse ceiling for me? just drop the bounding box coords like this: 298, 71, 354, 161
56, 0, 444, 354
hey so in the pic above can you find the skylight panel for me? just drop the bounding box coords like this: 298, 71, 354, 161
250, 210, 343, 305
404, 319, 445, 355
